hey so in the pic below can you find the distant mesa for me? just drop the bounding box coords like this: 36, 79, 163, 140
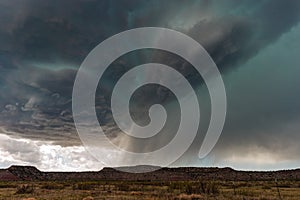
0, 165, 299, 181
113, 165, 161, 173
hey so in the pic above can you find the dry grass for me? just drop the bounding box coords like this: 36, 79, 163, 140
0, 180, 299, 200
15, 185, 34, 195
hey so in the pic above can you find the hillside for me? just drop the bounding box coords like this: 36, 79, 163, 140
0, 165, 299, 182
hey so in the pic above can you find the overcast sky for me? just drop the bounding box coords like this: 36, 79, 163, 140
0, 0, 299, 171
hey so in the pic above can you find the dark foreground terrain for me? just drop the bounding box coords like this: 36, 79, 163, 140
0, 166, 299, 199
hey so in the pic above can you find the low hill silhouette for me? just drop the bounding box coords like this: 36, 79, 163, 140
0, 165, 299, 181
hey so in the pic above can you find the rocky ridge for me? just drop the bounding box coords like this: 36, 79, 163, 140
0, 165, 299, 181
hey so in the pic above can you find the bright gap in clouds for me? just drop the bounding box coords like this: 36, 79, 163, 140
0, 133, 104, 171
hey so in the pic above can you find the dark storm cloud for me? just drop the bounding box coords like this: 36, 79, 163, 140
191, 24, 300, 168
0, 0, 299, 169
0, 64, 78, 145
188, 0, 300, 72
0, 0, 298, 69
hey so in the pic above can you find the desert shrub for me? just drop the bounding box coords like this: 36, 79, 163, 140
235, 182, 250, 188
236, 189, 255, 196
262, 185, 272, 189
184, 183, 195, 195
62, 182, 72, 187
0, 183, 15, 188
198, 181, 219, 195
117, 184, 130, 191
72, 182, 96, 190
276, 183, 291, 188
15, 184, 34, 194
169, 181, 185, 190
169, 181, 219, 195
41, 182, 65, 190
